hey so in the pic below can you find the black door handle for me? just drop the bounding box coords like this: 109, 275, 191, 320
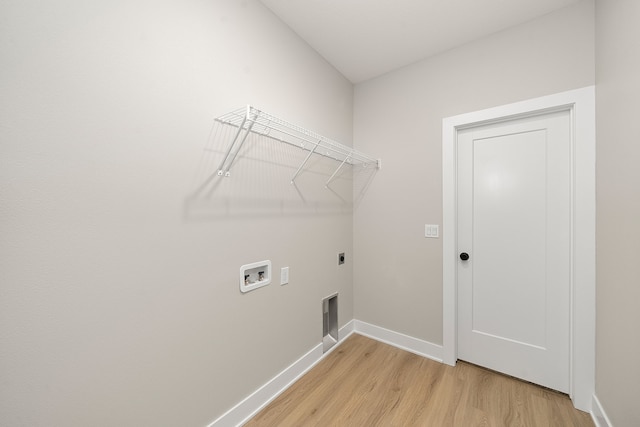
460, 252, 469, 261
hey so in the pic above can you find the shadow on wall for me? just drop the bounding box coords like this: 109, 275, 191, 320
183, 121, 378, 221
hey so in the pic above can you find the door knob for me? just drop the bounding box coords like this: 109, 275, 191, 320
460, 252, 469, 261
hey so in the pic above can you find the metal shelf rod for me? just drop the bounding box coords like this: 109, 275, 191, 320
325, 155, 351, 188
216, 108, 249, 176
221, 114, 256, 177
291, 140, 320, 184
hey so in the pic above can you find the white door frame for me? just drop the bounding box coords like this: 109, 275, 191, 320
442, 86, 595, 412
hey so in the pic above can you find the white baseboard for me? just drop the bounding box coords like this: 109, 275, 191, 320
339, 317, 355, 339
353, 320, 443, 363
208, 320, 355, 427
591, 394, 613, 427
208, 319, 443, 426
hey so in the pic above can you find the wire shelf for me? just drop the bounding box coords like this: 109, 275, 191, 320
214, 105, 381, 185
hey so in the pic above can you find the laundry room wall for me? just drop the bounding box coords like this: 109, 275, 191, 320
0, 1, 355, 425
353, 0, 595, 344
594, 0, 640, 425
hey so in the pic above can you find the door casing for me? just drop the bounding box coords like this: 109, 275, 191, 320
442, 87, 595, 412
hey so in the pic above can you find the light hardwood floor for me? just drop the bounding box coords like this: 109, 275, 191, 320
245, 334, 594, 426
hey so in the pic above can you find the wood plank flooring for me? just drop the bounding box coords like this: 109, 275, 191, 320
244, 334, 594, 426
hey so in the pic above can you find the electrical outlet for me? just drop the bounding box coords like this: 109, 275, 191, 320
338, 252, 345, 265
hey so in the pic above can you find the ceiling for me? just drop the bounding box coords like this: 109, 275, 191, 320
259, 0, 583, 83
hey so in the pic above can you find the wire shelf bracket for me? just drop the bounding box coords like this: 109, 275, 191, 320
214, 105, 381, 185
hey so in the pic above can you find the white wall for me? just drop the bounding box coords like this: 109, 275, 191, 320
353, 1, 595, 343
595, 0, 640, 425
0, 1, 355, 425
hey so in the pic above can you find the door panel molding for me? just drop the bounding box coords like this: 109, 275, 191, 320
442, 86, 595, 412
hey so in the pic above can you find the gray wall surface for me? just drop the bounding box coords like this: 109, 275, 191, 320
0, 1, 355, 425
353, 0, 595, 343
595, 0, 640, 425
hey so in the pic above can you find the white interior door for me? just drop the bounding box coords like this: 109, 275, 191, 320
457, 109, 571, 393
